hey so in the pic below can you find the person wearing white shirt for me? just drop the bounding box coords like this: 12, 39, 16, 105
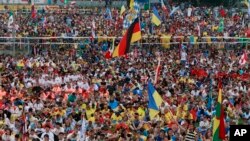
51, 123, 64, 136
34, 100, 44, 111
180, 51, 187, 65
1, 128, 15, 141
187, 7, 192, 17
38, 126, 55, 141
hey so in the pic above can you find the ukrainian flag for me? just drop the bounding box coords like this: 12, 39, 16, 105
151, 7, 161, 26
148, 81, 163, 120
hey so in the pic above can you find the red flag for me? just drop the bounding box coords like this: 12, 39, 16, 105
219, 106, 226, 139
31, 4, 37, 19
161, 0, 168, 14
154, 58, 161, 84
239, 51, 248, 66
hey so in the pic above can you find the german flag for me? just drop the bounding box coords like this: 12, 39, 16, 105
112, 18, 141, 57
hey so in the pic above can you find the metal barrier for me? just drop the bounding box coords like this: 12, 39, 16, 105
0, 36, 249, 56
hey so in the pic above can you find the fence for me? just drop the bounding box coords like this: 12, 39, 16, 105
0, 36, 249, 56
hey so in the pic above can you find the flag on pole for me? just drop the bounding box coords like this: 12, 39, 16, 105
105, 8, 112, 20
42, 17, 47, 27
239, 51, 248, 66
129, 0, 135, 9
161, 0, 168, 14
151, 7, 162, 26
31, 4, 37, 19
70, 1, 76, 5
154, 58, 161, 84
120, 5, 126, 15
218, 18, 224, 33
8, 11, 14, 28
112, 18, 141, 57
212, 81, 226, 141
169, 6, 179, 16
79, 118, 87, 141
105, 38, 115, 59
91, 20, 96, 41
148, 81, 163, 120
248, 0, 250, 15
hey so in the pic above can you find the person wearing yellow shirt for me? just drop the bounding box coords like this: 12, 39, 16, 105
88, 114, 95, 123
137, 106, 145, 120
85, 104, 96, 120
111, 112, 122, 124
176, 103, 188, 119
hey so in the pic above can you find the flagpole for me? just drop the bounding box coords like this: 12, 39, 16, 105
139, 6, 143, 50
148, 0, 150, 10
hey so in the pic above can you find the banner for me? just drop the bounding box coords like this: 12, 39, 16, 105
1, 0, 28, 4
0, 0, 46, 4
32, 0, 46, 4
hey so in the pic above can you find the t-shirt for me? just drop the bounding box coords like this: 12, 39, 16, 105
181, 51, 187, 61
185, 131, 196, 141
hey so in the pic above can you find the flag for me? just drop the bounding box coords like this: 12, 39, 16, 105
42, 17, 47, 27
120, 5, 126, 15
70, 1, 76, 5
197, 24, 201, 36
161, 0, 168, 14
112, 18, 141, 57
123, 1, 140, 29
148, 81, 163, 120
31, 4, 37, 19
212, 82, 226, 141
61, 0, 68, 4
151, 7, 161, 26
109, 99, 119, 111
249, 0, 250, 15
105, 8, 112, 20
128, 0, 135, 9
218, 18, 224, 33
239, 51, 248, 65
92, 20, 96, 29
8, 11, 14, 28
169, 6, 179, 16
79, 118, 87, 141
105, 38, 115, 59
154, 58, 161, 84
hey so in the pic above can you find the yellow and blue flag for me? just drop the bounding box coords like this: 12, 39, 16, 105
151, 7, 161, 26
148, 81, 163, 120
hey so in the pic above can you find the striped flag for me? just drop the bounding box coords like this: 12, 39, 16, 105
212, 81, 226, 141
105, 38, 115, 59
239, 51, 248, 66
161, 0, 168, 14
112, 18, 141, 57
148, 81, 163, 120
154, 58, 161, 84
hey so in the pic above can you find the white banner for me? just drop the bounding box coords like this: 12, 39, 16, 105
32, 0, 46, 4
1, 0, 28, 4
0, 0, 46, 4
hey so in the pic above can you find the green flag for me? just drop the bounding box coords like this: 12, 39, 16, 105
8, 11, 14, 28
218, 18, 224, 33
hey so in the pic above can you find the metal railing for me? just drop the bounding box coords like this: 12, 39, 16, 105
0, 36, 249, 56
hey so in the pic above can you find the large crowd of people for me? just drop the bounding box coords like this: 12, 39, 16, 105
0, 1, 250, 141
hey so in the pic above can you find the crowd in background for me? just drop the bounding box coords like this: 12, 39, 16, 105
0, 1, 250, 141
